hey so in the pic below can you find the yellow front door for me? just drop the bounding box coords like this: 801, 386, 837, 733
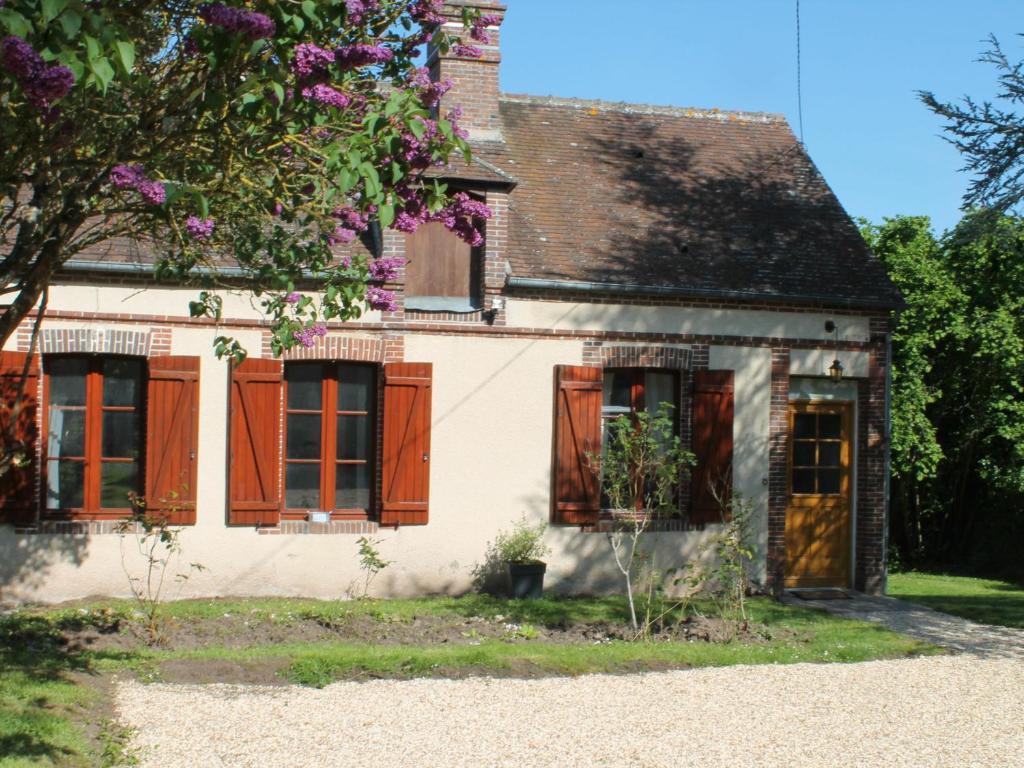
784, 402, 853, 588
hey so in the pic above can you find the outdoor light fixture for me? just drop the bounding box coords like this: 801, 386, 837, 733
824, 320, 844, 382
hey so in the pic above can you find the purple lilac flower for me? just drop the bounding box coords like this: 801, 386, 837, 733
293, 323, 328, 348
328, 226, 356, 245
284, 292, 302, 304
110, 164, 146, 189
1, 36, 75, 109
368, 257, 405, 282
137, 179, 167, 206
0, 36, 41, 79
452, 43, 482, 59
185, 216, 215, 240
469, 14, 501, 43
345, 0, 379, 24
335, 43, 394, 69
292, 43, 334, 77
332, 206, 370, 232
198, 4, 275, 41
407, 0, 444, 25
300, 83, 350, 110
365, 286, 398, 312
273, 202, 284, 215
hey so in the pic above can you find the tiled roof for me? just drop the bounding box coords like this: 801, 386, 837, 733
476, 94, 901, 309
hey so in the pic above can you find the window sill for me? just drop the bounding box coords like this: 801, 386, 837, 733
14, 519, 143, 536
257, 520, 380, 536
582, 514, 711, 533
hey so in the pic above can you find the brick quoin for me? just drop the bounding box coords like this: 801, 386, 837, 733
767, 347, 790, 594
855, 337, 889, 594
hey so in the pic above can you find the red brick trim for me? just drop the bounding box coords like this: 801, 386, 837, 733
40, 327, 152, 356
593, 344, 692, 370
855, 344, 888, 594
257, 520, 380, 535
262, 333, 405, 363
767, 347, 790, 594
406, 309, 485, 323
15, 520, 143, 535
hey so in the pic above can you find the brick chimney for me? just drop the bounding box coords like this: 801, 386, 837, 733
426, 1, 506, 142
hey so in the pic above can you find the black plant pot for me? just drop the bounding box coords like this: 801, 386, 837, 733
508, 561, 546, 599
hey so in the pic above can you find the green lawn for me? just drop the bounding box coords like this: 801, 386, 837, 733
888, 571, 1024, 629
1, 594, 939, 766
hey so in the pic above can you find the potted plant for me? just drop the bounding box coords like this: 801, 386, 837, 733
495, 516, 551, 599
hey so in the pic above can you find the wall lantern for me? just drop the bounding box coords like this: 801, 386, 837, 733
824, 320, 844, 382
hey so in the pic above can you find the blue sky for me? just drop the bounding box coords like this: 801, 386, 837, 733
497, 0, 1022, 235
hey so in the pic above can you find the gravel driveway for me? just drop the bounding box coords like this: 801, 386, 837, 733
117, 657, 1024, 768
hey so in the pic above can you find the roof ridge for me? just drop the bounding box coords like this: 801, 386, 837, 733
499, 93, 787, 124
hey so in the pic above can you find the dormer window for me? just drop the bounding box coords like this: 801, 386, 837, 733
404, 221, 482, 312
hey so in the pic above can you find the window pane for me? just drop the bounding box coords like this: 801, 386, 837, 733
103, 359, 142, 406
46, 460, 84, 509
603, 371, 633, 410
818, 469, 841, 494
286, 413, 321, 460
644, 372, 677, 416
793, 413, 816, 439
335, 463, 370, 511
792, 468, 815, 494
101, 462, 139, 508
337, 365, 374, 412
48, 358, 87, 406
793, 441, 816, 466
48, 408, 85, 457
818, 413, 842, 439
818, 442, 841, 468
286, 364, 323, 410
337, 415, 369, 460
102, 411, 139, 458
285, 464, 321, 509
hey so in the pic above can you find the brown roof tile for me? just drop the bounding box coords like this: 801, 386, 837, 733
476, 95, 900, 309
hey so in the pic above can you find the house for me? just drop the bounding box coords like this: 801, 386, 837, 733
0, 0, 900, 602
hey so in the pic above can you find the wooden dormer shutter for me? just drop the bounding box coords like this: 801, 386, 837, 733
0, 351, 39, 526
552, 365, 601, 525
381, 362, 432, 526
228, 358, 283, 526
145, 356, 200, 525
690, 370, 735, 524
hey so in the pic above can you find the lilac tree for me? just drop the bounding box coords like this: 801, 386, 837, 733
0, 0, 497, 359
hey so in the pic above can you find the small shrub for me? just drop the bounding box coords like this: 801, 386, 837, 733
350, 536, 391, 599
494, 515, 550, 564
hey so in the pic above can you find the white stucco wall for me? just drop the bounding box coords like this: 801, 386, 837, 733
0, 286, 876, 602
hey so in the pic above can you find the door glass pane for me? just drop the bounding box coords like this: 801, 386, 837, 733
285, 464, 321, 509
818, 469, 841, 494
643, 372, 677, 416
335, 463, 369, 511
286, 413, 321, 459
103, 359, 142, 406
46, 460, 84, 509
337, 365, 374, 412
48, 358, 87, 406
101, 462, 139, 508
818, 442, 841, 467
792, 468, 815, 494
793, 442, 816, 466
818, 413, 842, 439
48, 408, 85, 457
602, 370, 633, 410
102, 411, 139, 458
337, 415, 369, 460
286, 364, 323, 410
793, 413, 816, 439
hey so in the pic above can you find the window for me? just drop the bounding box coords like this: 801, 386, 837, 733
404, 221, 482, 311
791, 410, 843, 495
44, 357, 144, 514
600, 368, 680, 509
284, 362, 375, 517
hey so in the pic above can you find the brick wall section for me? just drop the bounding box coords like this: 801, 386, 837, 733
855, 323, 889, 594
427, 2, 506, 140
767, 347, 790, 594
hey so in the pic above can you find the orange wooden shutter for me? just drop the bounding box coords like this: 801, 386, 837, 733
381, 362, 432, 526
229, 358, 282, 526
145, 356, 200, 525
0, 351, 39, 526
690, 370, 735, 524
552, 365, 602, 525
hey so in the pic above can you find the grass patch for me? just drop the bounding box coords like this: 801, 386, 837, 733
888, 571, 1024, 629
1, 594, 940, 762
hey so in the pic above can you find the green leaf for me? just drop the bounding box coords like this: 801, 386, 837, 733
83, 34, 100, 61
0, 9, 33, 38
58, 9, 82, 37
113, 40, 135, 76
41, 0, 69, 23
378, 203, 395, 229
408, 119, 426, 139
301, 0, 318, 20
360, 162, 381, 198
